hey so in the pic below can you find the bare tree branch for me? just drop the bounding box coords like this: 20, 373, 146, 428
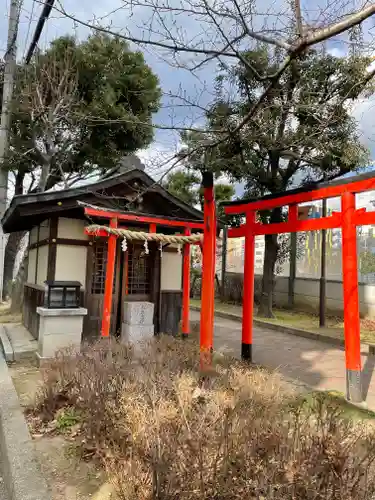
294, 0, 304, 37
52, 1, 251, 60
303, 3, 375, 49
44, 0, 375, 154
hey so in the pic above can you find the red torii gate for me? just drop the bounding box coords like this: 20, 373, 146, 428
83, 206, 204, 341
82, 172, 217, 367
223, 172, 375, 403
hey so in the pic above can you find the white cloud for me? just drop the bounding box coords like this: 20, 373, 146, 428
138, 137, 182, 181
328, 47, 346, 58
352, 97, 375, 161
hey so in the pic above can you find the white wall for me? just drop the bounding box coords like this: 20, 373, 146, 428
27, 218, 88, 287
37, 245, 48, 285
39, 220, 50, 240
29, 227, 38, 245
57, 218, 88, 240
252, 274, 375, 318
55, 245, 87, 288
160, 251, 182, 291
55, 218, 88, 288
27, 248, 37, 283
27, 221, 48, 285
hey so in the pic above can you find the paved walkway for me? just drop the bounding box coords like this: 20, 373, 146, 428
191, 311, 375, 409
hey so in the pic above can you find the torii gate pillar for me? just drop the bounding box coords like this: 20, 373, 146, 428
200, 172, 216, 368
341, 191, 362, 402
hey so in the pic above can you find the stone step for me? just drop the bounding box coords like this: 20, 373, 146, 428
0, 324, 37, 363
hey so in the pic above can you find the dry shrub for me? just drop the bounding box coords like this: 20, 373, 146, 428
33, 336, 375, 500
361, 318, 375, 331
222, 273, 244, 304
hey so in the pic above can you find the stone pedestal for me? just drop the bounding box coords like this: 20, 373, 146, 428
121, 301, 154, 344
36, 307, 87, 360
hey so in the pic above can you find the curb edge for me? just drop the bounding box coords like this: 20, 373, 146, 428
0, 353, 51, 500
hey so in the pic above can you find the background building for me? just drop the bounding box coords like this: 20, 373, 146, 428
222, 190, 375, 284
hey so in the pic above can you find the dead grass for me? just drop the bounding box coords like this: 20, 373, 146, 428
29, 336, 375, 499
9, 360, 42, 407
190, 299, 375, 344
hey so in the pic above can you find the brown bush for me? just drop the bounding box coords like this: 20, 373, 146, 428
33, 336, 375, 500
220, 273, 263, 305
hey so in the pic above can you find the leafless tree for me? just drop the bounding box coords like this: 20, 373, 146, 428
45, 0, 375, 318
49, 0, 375, 154
10, 47, 101, 194
4, 51, 97, 301
17, 1, 375, 317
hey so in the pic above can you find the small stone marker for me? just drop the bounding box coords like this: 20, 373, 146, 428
121, 301, 154, 344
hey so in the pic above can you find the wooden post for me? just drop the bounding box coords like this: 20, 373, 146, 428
182, 228, 191, 338
242, 211, 255, 361
200, 172, 216, 368
341, 191, 362, 402
124, 249, 129, 296
101, 218, 118, 337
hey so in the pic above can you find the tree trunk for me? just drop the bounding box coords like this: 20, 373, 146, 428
38, 162, 50, 192
3, 231, 26, 300
258, 207, 282, 318
10, 252, 26, 313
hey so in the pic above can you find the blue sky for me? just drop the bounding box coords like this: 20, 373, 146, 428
1, 0, 375, 183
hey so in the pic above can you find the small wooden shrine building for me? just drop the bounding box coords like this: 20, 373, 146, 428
2, 160, 204, 343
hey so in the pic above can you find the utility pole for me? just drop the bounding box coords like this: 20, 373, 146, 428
0, 0, 22, 300
25, 0, 55, 64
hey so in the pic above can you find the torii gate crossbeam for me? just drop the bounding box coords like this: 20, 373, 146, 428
223, 173, 375, 403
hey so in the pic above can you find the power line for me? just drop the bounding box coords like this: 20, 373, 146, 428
23, 0, 36, 61
25, 0, 55, 64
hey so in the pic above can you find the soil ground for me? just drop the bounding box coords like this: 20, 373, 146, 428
0, 303, 22, 325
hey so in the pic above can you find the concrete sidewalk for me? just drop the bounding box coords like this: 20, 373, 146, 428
0, 465, 7, 500
191, 311, 375, 410
0, 478, 7, 500
0, 352, 50, 500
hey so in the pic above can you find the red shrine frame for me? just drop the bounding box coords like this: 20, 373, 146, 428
82, 172, 217, 368
224, 173, 375, 403
84, 207, 200, 341
81, 171, 375, 404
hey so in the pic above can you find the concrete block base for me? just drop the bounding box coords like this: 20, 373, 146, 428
37, 307, 87, 359
38, 334, 81, 359
123, 301, 154, 325
36, 352, 53, 368
121, 323, 154, 344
